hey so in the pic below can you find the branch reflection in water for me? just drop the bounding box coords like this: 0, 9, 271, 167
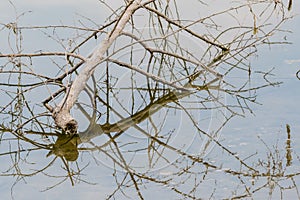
0, 0, 299, 199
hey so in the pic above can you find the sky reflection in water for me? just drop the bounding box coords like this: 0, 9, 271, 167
0, 1, 300, 199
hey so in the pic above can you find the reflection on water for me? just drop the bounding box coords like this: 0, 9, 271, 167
285, 124, 292, 167
46, 134, 79, 162
0, 0, 300, 199
1, 83, 300, 199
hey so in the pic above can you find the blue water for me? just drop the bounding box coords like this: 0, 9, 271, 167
1, 1, 300, 199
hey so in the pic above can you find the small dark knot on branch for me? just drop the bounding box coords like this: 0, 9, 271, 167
64, 119, 78, 135
52, 107, 78, 135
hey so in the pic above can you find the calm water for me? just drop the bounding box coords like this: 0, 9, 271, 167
0, 1, 300, 199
